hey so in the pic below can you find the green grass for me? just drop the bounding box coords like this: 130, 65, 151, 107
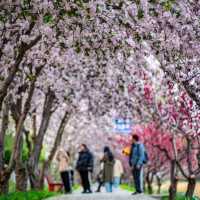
162, 194, 200, 200
0, 190, 59, 200
120, 184, 135, 192
72, 184, 80, 191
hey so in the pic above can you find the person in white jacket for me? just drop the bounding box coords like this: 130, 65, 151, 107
56, 148, 72, 193
113, 159, 124, 188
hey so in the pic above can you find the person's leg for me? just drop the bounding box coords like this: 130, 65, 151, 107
105, 182, 109, 192
114, 177, 120, 188
60, 171, 71, 193
105, 182, 112, 192
140, 167, 144, 192
65, 171, 72, 193
79, 171, 87, 192
134, 168, 142, 193
85, 171, 92, 192
133, 168, 139, 193
71, 170, 74, 186
110, 182, 113, 192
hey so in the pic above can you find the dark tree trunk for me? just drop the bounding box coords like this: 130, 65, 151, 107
0, 102, 9, 195
186, 177, 196, 199
28, 90, 55, 189
146, 172, 153, 194
0, 35, 41, 111
0, 169, 10, 195
8, 79, 36, 172
15, 162, 28, 192
0, 101, 9, 171
169, 160, 178, 200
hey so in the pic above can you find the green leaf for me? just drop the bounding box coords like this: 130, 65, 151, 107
43, 13, 54, 24
137, 8, 144, 19
66, 8, 80, 17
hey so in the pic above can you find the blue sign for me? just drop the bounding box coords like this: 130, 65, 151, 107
114, 118, 133, 134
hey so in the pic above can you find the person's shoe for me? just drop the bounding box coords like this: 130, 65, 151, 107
87, 190, 93, 193
132, 192, 139, 195
82, 191, 87, 194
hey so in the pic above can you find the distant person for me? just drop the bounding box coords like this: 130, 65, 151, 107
129, 134, 148, 195
76, 144, 94, 194
56, 148, 72, 193
113, 158, 124, 189
67, 151, 75, 186
96, 158, 104, 192
103, 146, 115, 193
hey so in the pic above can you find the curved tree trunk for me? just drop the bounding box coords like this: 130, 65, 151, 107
169, 160, 178, 200
186, 177, 196, 199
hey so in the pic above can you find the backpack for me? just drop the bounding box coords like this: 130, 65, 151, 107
137, 144, 149, 164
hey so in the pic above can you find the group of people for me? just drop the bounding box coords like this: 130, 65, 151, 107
55, 134, 148, 195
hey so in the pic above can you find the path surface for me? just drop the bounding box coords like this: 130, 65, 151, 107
46, 188, 158, 200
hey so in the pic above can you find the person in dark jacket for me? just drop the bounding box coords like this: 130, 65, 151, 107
76, 144, 94, 193
129, 134, 145, 195
103, 146, 115, 193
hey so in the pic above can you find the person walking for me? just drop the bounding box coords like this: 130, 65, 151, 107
113, 158, 124, 189
129, 134, 147, 195
96, 158, 104, 192
56, 148, 72, 193
103, 146, 115, 193
76, 144, 94, 194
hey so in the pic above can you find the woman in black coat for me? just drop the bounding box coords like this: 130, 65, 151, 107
76, 144, 94, 193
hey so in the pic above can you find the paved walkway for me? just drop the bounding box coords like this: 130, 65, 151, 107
46, 188, 157, 200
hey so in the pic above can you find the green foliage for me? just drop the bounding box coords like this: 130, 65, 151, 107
4, 132, 46, 164
0, 190, 58, 200
4, 133, 29, 164
161, 0, 176, 12
43, 13, 54, 24
66, 8, 80, 17
137, 8, 144, 19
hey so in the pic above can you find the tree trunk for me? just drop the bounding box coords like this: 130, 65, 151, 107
8, 79, 36, 172
15, 162, 28, 192
186, 177, 196, 199
0, 102, 9, 195
156, 176, 162, 194
38, 110, 70, 189
28, 90, 55, 189
15, 133, 28, 192
146, 172, 153, 194
169, 160, 178, 200
0, 35, 41, 111
0, 101, 9, 171
0, 170, 10, 195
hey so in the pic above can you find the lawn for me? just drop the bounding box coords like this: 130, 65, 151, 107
0, 190, 59, 200
121, 183, 200, 200
0, 183, 81, 200
162, 194, 200, 200
159, 181, 200, 198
